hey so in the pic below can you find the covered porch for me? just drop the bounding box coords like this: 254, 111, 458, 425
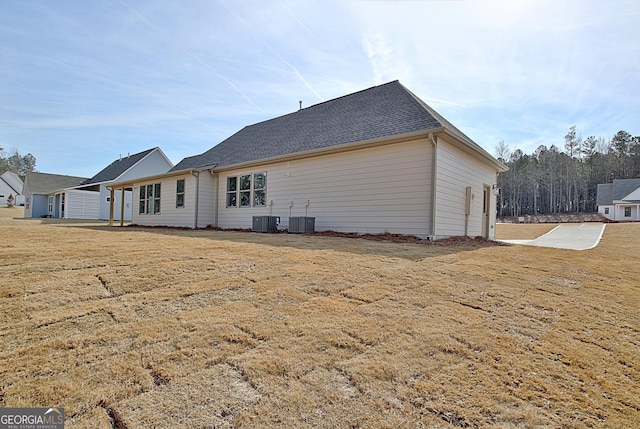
613, 202, 640, 221
106, 185, 133, 226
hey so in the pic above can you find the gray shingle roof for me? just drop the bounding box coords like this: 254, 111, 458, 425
613, 178, 640, 200
171, 81, 478, 172
596, 183, 613, 206
597, 178, 640, 205
0, 171, 23, 194
81, 148, 156, 185
23, 172, 88, 195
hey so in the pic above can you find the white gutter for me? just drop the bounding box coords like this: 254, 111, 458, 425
428, 132, 438, 240
211, 130, 431, 173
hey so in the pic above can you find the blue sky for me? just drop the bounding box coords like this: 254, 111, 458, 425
1, 0, 638, 177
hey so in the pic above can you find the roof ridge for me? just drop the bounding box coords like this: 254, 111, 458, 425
26, 171, 88, 180
170, 81, 505, 172
243, 80, 401, 129
298, 80, 400, 112
81, 147, 159, 185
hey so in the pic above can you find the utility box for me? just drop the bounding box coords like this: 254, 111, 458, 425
252, 216, 280, 233
288, 216, 315, 234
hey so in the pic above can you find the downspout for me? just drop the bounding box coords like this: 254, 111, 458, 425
428, 132, 438, 240
191, 171, 200, 228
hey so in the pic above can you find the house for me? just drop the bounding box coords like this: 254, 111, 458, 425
65, 147, 173, 221
23, 172, 88, 218
597, 178, 640, 221
24, 147, 173, 220
109, 81, 508, 240
0, 171, 25, 206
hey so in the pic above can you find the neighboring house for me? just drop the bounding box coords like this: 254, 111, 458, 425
597, 178, 640, 221
23, 147, 173, 220
109, 81, 508, 240
0, 171, 25, 206
23, 172, 88, 218
62, 147, 173, 221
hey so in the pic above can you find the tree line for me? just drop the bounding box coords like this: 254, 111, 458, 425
0, 148, 37, 176
496, 128, 640, 217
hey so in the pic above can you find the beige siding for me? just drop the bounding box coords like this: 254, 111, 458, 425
196, 172, 217, 228
66, 190, 100, 219
118, 150, 173, 182
131, 175, 196, 227
434, 136, 498, 239
217, 139, 433, 237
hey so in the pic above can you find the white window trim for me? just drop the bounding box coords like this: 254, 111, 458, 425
226, 171, 267, 208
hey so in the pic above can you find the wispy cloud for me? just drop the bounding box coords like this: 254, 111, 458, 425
1, 0, 638, 176
117, 0, 265, 113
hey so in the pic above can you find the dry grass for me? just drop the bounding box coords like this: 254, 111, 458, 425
495, 223, 559, 240
1, 206, 638, 428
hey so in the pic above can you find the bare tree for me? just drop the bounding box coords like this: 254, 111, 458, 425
497, 127, 640, 218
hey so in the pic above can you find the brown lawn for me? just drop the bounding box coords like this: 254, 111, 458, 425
1, 206, 638, 428
495, 223, 559, 240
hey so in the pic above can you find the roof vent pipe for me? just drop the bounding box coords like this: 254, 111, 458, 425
299, 100, 302, 110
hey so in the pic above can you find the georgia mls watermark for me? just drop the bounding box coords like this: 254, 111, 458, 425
0, 408, 64, 429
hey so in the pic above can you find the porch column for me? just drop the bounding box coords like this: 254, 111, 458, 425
109, 187, 115, 226
120, 187, 126, 226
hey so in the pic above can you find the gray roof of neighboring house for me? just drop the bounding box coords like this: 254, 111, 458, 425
171, 80, 501, 172
23, 172, 88, 195
596, 183, 613, 206
596, 178, 640, 205
0, 171, 23, 194
80, 147, 157, 185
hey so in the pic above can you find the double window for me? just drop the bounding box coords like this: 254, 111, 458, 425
226, 172, 267, 207
139, 183, 161, 215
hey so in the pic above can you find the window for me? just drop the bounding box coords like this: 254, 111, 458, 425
253, 172, 266, 206
226, 177, 237, 207
154, 184, 161, 214
48, 196, 54, 212
139, 183, 161, 215
624, 207, 632, 217
239, 174, 251, 207
226, 172, 267, 207
176, 179, 185, 208
604, 207, 609, 215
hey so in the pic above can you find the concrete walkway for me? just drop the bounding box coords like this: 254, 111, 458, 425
500, 223, 606, 251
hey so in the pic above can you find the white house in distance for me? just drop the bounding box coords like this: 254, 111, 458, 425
0, 171, 25, 206
597, 178, 640, 221
24, 147, 173, 220
23, 172, 88, 218
109, 81, 508, 240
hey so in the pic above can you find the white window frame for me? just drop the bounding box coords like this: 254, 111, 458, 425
226, 172, 267, 208
139, 183, 161, 215
176, 179, 185, 208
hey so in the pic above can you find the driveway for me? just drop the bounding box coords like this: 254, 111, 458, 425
499, 223, 606, 251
